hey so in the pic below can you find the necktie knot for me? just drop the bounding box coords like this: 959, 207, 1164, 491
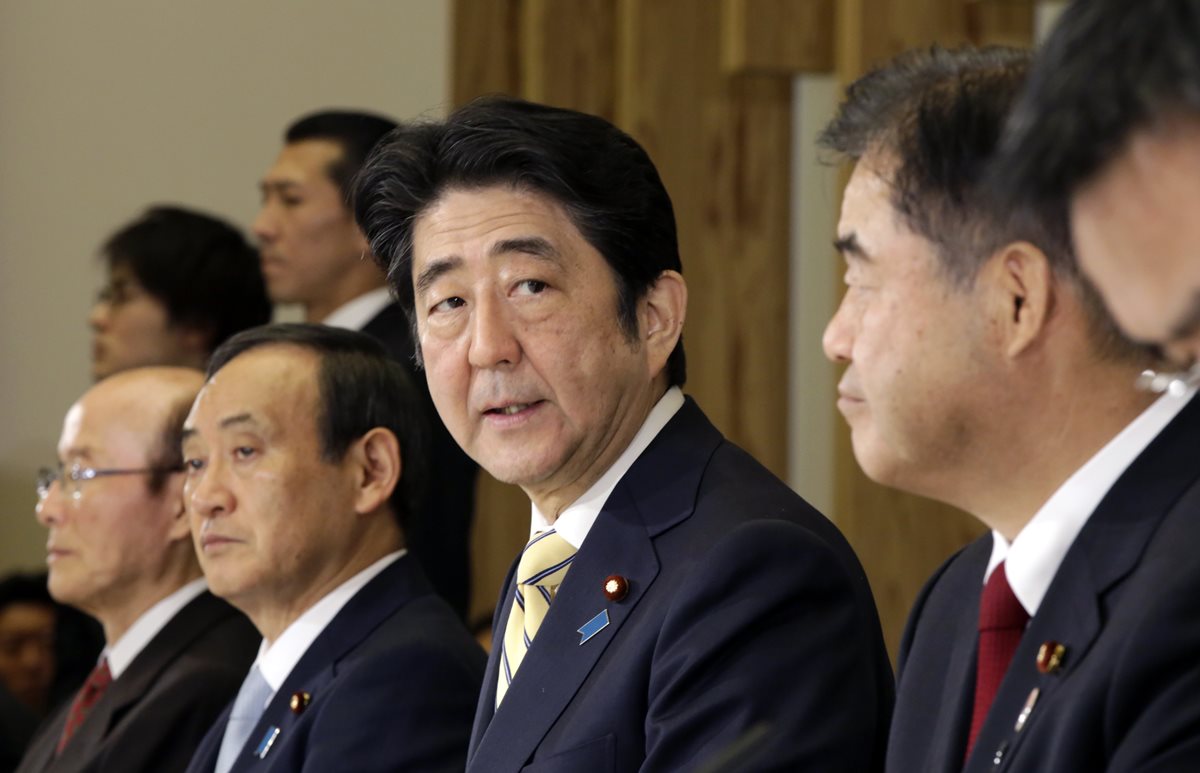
516, 529, 576, 592
978, 562, 1028, 631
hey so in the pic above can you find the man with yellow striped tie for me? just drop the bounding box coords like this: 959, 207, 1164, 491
356, 96, 894, 773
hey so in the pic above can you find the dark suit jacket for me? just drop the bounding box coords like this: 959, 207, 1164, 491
889, 394, 1200, 773
185, 555, 485, 773
16, 591, 257, 773
362, 301, 479, 619
468, 398, 893, 772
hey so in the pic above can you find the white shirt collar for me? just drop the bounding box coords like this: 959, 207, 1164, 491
530, 387, 685, 549
986, 388, 1195, 615
105, 578, 207, 679
253, 550, 405, 693
320, 287, 393, 331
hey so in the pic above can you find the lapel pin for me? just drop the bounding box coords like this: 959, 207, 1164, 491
578, 609, 610, 645
603, 575, 629, 602
1014, 687, 1040, 733
255, 726, 281, 759
289, 691, 311, 715
1036, 641, 1067, 674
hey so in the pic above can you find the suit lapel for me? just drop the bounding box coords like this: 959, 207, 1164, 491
48, 592, 232, 772
467, 399, 720, 770
923, 549, 987, 773
229, 556, 429, 772
966, 395, 1200, 771
468, 562, 517, 755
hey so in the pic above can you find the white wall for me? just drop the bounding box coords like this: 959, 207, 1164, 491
0, 1, 449, 572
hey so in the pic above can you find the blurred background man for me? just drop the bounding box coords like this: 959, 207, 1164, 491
998, 0, 1200, 384
19, 368, 257, 773
89, 206, 271, 381
253, 111, 478, 619
182, 325, 483, 773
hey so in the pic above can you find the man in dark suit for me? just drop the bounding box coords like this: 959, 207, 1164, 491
20, 368, 258, 773
996, 0, 1200, 386
181, 324, 484, 773
821, 46, 1200, 771
253, 110, 477, 618
354, 96, 893, 772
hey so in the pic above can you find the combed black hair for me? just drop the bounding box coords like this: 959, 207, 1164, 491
820, 45, 1144, 363
102, 206, 271, 354
207, 323, 429, 532
996, 0, 1200, 208
286, 110, 399, 204
352, 95, 686, 386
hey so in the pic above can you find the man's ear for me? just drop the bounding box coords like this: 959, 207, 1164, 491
640, 270, 687, 375
351, 428, 402, 516
982, 241, 1054, 358
164, 475, 192, 543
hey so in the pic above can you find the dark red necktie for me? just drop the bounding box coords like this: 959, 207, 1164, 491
57, 658, 112, 755
965, 562, 1028, 761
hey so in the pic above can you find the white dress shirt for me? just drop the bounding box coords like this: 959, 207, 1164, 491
105, 578, 207, 678
529, 387, 685, 550
321, 286, 393, 332
253, 550, 405, 696
986, 389, 1195, 616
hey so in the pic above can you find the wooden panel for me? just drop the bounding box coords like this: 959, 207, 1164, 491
617, 0, 791, 478
452, 0, 521, 104
839, 0, 1036, 78
832, 0, 1034, 657
453, 0, 531, 628
721, 0, 835, 74
520, 0, 617, 118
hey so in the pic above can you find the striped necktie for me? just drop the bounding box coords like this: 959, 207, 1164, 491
496, 529, 576, 706
57, 657, 112, 754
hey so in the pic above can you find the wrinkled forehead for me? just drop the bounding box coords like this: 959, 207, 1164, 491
188, 345, 321, 438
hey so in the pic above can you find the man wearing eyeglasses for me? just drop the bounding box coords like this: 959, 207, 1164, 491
18, 367, 257, 773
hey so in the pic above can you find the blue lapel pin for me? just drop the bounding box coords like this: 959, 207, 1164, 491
255, 726, 281, 759
578, 609, 610, 645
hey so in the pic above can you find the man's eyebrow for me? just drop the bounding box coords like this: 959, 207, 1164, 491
180, 413, 259, 447
490, 236, 561, 263
833, 233, 871, 262
415, 257, 462, 297
414, 237, 563, 298
259, 180, 301, 194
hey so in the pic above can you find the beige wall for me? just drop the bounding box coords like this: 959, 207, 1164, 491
0, 1, 449, 573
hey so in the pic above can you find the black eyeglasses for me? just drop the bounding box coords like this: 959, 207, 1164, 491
36, 462, 184, 500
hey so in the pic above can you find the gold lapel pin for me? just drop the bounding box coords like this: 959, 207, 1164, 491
289, 691, 311, 715
1036, 641, 1066, 674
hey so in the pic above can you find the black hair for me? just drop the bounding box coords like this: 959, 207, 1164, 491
0, 573, 53, 611
285, 110, 399, 204
996, 0, 1200, 208
206, 323, 428, 531
102, 206, 272, 354
820, 45, 1143, 363
352, 95, 686, 386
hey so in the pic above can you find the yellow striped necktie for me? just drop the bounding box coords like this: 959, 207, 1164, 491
496, 529, 576, 706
